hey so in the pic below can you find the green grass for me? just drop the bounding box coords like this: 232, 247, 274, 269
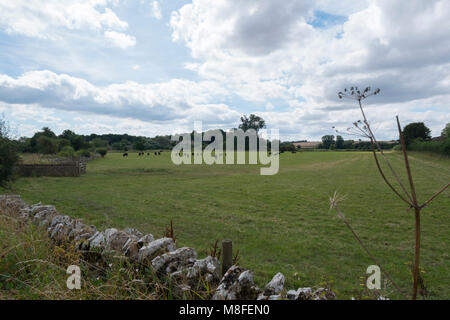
3, 151, 449, 299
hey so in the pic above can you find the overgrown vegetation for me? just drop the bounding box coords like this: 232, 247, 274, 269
0, 117, 18, 188
397, 122, 450, 156
0, 199, 210, 300
407, 138, 450, 156
317, 135, 397, 150
402, 122, 432, 147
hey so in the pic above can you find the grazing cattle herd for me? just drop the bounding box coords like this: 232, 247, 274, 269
122, 150, 282, 158
124, 151, 163, 157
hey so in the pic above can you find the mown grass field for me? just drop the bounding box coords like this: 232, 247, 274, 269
3, 151, 449, 299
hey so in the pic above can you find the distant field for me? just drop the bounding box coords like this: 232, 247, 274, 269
3, 151, 449, 299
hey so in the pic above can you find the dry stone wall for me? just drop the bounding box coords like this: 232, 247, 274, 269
0, 195, 336, 300
13, 162, 85, 177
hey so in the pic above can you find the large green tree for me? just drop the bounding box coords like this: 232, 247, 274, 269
402, 122, 431, 146
335, 135, 344, 149
59, 129, 76, 141
39, 127, 57, 138
70, 135, 87, 151
321, 135, 335, 149
239, 114, 266, 133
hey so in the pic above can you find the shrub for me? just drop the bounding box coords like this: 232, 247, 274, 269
402, 122, 431, 146
442, 123, 450, 138
0, 117, 18, 187
58, 146, 75, 158
408, 137, 450, 156
280, 142, 296, 152
70, 135, 88, 151
37, 136, 58, 154
58, 138, 71, 151
97, 148, 107, 157
0, 137, 18, 187
76, 149, 91, 158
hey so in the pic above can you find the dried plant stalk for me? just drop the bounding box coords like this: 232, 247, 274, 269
336, 87, 449, 299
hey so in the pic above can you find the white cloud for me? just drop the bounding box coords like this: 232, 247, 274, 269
1, 1, 450, 140
104, 30, 136, 48
168, 0, 450, 139
265, 102, 275, 110
0, 70, 239, 129
0, 0, 132, 44
151, 1, 162, 20
100, 7, 128, 30
315, 0, 370, 16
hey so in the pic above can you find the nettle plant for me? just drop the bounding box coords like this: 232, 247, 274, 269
329, 87, 449, 300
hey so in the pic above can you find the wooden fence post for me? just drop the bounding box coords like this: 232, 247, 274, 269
222, 239, 232, 275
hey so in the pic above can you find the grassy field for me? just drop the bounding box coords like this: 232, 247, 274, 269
3, 151, 449, 299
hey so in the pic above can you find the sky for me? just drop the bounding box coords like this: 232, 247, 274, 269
0, 0, 449, 141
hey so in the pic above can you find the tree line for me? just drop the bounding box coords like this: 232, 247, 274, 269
276, 122, 450, 153
1, 114, 448, 188
317, 135, 396, 150
14, 127, 175, 157
317, 122, 450, 153
401, 122, 450, 155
